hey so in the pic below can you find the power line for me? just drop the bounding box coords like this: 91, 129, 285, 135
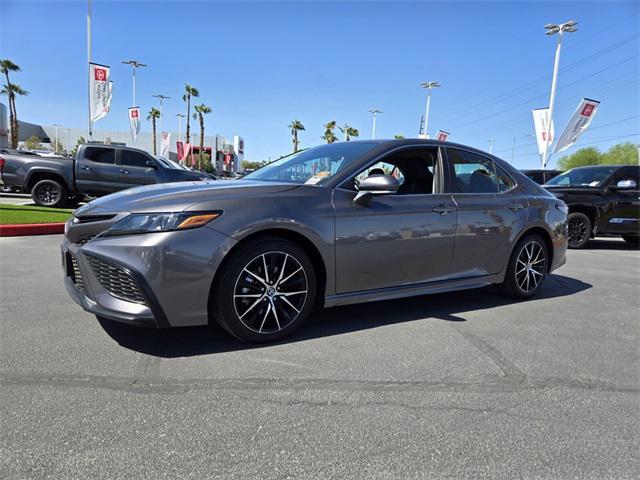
512, 132, 640, 159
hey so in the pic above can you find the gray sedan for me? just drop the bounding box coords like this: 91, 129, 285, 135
61, 140, 568, 342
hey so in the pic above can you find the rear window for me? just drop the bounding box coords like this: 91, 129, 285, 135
84, 147, 115, 164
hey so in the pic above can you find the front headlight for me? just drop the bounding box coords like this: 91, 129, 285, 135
102, 211, 222, 237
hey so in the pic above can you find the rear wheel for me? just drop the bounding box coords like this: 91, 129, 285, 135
567, 212, 591, 249
499, 234, 548, 299
31, 179, 68, 208
211, 237, 317, 343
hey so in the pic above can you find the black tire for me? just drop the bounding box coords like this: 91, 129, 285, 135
210, 237, 317, 343
65, 194, 84, 209
567, 212, 591, 249
499, 234, 548, 299
31, 179, 68, 208
622, 235, 639, 245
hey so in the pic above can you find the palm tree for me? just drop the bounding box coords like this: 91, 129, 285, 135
322, 120, 338, 144
288, 120, 305, 152
146, 107, 161, 155
1, 59, 22, 148
193, 104, 212, 170
182, 84, 199, 144
339, 123, 359, 141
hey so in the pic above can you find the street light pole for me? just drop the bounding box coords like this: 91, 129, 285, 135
153, 94, 170, 153
121, 60, 147, 106
369, 109, 382, 139
419, 81, 440, 139
176, 114, 185, 142
542, 20, 578, 169
488, 139, 496, 154
52, 124, 61, 153
87, 0, 92, 140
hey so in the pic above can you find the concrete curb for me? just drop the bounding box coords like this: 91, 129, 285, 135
0, 223, 65, 237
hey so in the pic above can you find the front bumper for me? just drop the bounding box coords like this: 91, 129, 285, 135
61, 225, 237, 328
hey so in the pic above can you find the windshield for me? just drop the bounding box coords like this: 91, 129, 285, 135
243, 142, 379, 185
155, 156, 188, 170
545, 166, 617, 187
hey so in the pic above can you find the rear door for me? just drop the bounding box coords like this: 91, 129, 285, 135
117, 149, 158, 188
75, 146, 121, 195
445, 148, 526, 278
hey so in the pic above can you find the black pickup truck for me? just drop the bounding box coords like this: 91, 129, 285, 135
0, 144, 211, 207
544, 165, 640, 248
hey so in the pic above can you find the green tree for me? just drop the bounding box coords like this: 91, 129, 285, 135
146, 107, 161, 155
182, 84, 199, 144
322, 120, 338, 143
288, 119, 305, 152
394, 134, 405, 140
24, 135, 42, 151
241, 160, 266, 170
193, 104, 212, 170
0, 59, 22, 148
557, 147, 602, 170
601, 142, 639, 165
71, 136, 86, 157
51, 137, 65, 154
339, 123, 359, 141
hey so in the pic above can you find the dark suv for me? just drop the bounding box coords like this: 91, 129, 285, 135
544, 165, 640, 248
521, 169, 563, 185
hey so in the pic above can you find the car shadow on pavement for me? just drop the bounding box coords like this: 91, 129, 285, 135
98, 273, 592, 358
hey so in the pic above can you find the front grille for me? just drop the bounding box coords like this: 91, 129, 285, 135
86, 255, 147, 305
74, 214, 117, 224
75, 234, 97, 246
67, 253, 85, 293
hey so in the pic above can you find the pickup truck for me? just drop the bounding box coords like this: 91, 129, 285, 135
544, 164, 640, 248
0, 144, 211, 207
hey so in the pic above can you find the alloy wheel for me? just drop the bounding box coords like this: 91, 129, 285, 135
233, 251, 308, 334
36, 183, 60, 205
568, 217, 589, 247
515, 240, 546, 293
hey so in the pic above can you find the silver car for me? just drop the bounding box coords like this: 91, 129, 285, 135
62, 140, 568, 342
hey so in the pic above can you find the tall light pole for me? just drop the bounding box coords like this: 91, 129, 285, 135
541, 20, 578, 169
87, 0, 92, 140
369, 109, 382, 139
121, 59, 147, 106
52, 124, 61, 153
176, 113, 186, 142
488, 139, 496, 154
67, 128, 71, 155
153, 94, 170, 153
419, 81, 440, 139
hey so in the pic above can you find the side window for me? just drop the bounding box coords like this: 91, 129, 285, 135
84, 147, 115, 164
447, 148, 506, 194
525, 171, 543, 184
120, 150, 150, 168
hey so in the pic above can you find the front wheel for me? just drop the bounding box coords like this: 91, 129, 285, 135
31, 179, 68, 208
210, 237, 317, 343
499, 234, 548, 299
567, 212, 591, 249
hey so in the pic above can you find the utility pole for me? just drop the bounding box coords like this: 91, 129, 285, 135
541, 20, 578, 169
121, 60, 147, 106
419, 81, 440, 139
369, 109, 382, 139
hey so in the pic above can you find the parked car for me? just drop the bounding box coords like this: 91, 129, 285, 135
0, 144, 211, 208
543, 164, 640, 248
521, 169, 563, 185
61, 139, 568, 342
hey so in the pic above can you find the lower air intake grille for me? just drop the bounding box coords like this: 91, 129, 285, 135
86, 255, 147, 305
68, 253, 84, 292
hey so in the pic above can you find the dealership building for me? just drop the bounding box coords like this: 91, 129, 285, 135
0, 102, 245, 173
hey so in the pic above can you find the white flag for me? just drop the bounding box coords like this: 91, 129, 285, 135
532, 108, 555, 157
553, 98, 600, 153
89, 63, 111, 123
128, 107, 141, 145
160, 131, 171, 157
435, 130, 450, 142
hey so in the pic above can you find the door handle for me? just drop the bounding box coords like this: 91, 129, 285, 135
506, 202, 525, 211
80, 166, 91, 171
432, 205, 456, 215
119, 169, 129, 174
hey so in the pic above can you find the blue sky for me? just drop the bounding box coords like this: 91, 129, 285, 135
1, 0, 638, 168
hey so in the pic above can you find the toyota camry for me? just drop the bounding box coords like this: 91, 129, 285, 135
62, 139, 568, 342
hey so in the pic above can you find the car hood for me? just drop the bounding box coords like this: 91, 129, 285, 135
74, 180, 300, 215
543, 185, 603, 199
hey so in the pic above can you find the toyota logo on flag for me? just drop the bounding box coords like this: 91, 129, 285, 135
581, 104, 595, 117
130, 109, 139, 118
94, 68, 107, 81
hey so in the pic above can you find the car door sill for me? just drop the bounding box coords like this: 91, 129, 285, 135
324, 273, 504, 308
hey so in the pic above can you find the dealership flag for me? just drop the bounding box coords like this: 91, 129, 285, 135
89, 63, 111, 123
435, 130, 450, 142
176, 141, 185, 163
553, 98, 600, 153
160, 132, 171, 157
128, 107, 141, 145
532, 108, 555, 157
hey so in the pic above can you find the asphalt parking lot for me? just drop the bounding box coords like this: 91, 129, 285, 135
1, 234, 638, 479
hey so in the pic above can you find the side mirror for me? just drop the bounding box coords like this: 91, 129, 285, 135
354, 174, 400, 206
145, 159, 158, 169
613, 179, 637, 190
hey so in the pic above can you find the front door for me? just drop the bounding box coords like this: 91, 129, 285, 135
333, 147, 457, 294
117, 149, 158, 188
603, 167, 640, 234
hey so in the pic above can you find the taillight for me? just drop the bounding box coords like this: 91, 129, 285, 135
0, 157, 5, 173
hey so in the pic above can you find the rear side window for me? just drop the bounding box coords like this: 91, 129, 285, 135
447, 148, 514, 193
84, 147, 115, 164
120, 150, 150, 168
